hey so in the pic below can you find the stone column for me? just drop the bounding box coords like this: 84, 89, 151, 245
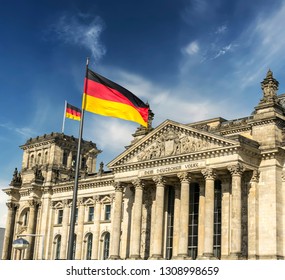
201, 168, 216, 259
228, 162, 245, 259
130, 179, 144, 259
248, 170, 259, 259
75, 198, 85, 260
177, 172, 191, 259
92, 195, 101, 260
109, 182, 124, 259
221, 176, 231, 259
60, 199, 70, 259
172, 183, 181, 258
2, 202, 18, 260
25, 199, 38, 259
151, 175, 166, 259
197, 179, 205, 258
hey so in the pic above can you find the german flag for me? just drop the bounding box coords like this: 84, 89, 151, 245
82, 68, 149, 127
66, 103, 81, 121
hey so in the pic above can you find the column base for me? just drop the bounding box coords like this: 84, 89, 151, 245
229, 253, 242, 260
128, 255, 142, 260
149, 254, 164, 260
198, 253, 218, 260
175, 254, 190, 260
109, 255, 121, 260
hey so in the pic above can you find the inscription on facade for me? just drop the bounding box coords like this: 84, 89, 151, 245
140, 161, 206, 177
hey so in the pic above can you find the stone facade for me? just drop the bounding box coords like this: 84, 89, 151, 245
2, 70, 285, 260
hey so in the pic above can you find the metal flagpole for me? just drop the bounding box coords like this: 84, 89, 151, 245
62, 100, 67, 133
66, 58, 89, 260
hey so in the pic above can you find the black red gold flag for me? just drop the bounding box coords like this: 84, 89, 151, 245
82, 68, 149, 127
66, 103, 81, 121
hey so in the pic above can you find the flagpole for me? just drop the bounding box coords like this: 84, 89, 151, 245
62, 100, 67, 133
66, 58, 89, 260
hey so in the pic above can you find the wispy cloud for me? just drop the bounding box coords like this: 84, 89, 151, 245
51, 13, 106, 62
0, 122, 37, 138
215, 24, 227, 34
183, 41, 200, 55
213, 43, 234, 59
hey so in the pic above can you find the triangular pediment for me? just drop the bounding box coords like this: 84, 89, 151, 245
108, 120, 240, 168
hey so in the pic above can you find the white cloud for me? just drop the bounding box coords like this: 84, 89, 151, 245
52, 14, 106, 62
215, 24, 227, 34
183, 41, 200, 55
213, 43, 233, 59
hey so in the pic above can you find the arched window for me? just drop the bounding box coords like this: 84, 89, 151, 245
103, 232, 110, 260
62, 150, 68, 166
54, 235, 61, 260
21, 209, 29, 226
86, 233, 93, 260
37, 153, 42, 164
29, 154, 34, 168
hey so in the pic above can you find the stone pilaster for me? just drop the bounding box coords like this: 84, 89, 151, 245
25, 199, 38, 259
177, 172, 191, 259
150, 175, 166, 259
227, 162, 245, 259
248, 170, 259, 259
172, 182, 180, 258
201, 168, 216, 259
109, 182, 124, 260
75, 198, 85, 260
2, 202, 18, 260
130, 179, 144, 259
92, 195, 101, 260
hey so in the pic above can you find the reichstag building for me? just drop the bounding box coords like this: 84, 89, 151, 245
2, 70, 285, 260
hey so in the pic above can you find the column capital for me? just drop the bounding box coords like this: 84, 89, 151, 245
28, 199, 38, 208
152, 175, 166, 187
6, 201, 19, 210
177, 172, 191, 183
251, 169, 260, 183
77, 197, 84, 206
132, 179, 145, 190
201, 168, 216, 180
227, 163, 245, 176
114, 181, 125, 192
94, 195, 101, 203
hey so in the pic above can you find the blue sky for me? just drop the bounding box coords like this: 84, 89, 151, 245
1, 0, 285, 227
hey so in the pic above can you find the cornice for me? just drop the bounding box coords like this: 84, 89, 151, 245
111, 146, 240, 173
52, 177, 114, 194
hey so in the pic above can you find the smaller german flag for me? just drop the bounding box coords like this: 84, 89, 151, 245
66, 103, 81, 121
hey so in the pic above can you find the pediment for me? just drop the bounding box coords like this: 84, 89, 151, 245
108, 120, 240, 168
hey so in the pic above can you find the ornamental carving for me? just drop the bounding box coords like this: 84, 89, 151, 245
132, 179, 144, 190
227, 163, 245, 176
113, 182, 125, 192
152, 175, 166, 186
137, 127, 222, 161
177, 172, 191, 183
201, 168, 216, 180
251, 170, 260, 183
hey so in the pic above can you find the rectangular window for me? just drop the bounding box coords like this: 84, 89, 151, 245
75, 208, 78, 223
105, 205, 111, 220
88, 206, 94, 222
57, 209, 63, 225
